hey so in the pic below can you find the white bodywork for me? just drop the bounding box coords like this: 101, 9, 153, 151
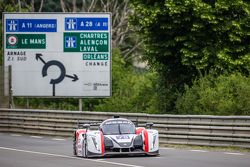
73, 118, 159, 158
76, 131, 103, 157
146, 129, 159, 153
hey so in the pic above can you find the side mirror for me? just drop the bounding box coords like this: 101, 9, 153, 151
146, 122, 154, 129
83, 124, 90, 130
79, 123, 90, 130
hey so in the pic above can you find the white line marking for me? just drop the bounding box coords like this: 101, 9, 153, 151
0, 147, 144, 167
100, 160, 144, 167
30, 136, 43, 139
52, 138, 66, 141
160, 147, 176, 150
224, 152, 244, 156
11, 134, 22, 137
190, 150, 208, 153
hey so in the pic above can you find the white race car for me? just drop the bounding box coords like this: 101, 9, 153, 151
73, 117, 159, 158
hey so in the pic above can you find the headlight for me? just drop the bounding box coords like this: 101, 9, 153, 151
104, 137, 113, 148
134, 135, 143, 148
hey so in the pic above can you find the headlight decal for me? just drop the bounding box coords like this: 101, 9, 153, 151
91, 137, 100, 151
152, 135, 157, 149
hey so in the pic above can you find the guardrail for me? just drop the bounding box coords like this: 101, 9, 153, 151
0, 108, 250, 148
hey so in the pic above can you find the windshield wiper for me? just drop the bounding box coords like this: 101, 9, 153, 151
118, 124, 122, 134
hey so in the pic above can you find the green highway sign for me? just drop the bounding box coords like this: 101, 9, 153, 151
83, 54, 109, 60
6, 34, 46, 49
64, 32, 109, 52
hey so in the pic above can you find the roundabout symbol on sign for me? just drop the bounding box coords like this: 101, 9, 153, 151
36, 53, 79, 96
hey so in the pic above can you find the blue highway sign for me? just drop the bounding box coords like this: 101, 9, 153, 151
6, 19, 57, 32
65, 18, 108, 31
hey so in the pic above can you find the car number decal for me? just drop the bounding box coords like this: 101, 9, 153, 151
116, 135, 130, 140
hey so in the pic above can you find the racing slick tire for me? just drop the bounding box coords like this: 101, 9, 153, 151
82, 136, 88, 158
73, 140, 77, 156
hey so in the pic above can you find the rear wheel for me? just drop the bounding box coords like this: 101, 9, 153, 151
73, 140, 77, 156
73, 132, 77, 156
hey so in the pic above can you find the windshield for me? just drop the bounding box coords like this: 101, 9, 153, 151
102, 123, 135, 135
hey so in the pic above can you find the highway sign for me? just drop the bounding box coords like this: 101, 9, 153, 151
3, 13, 111, 97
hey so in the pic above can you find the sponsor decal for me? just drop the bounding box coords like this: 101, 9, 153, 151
104, 120, 133, 125
83, 82, 109, 91
93, 83, 108, 91
116, 135, 130, 140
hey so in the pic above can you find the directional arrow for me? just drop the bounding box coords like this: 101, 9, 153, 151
42, 60, 66, 84
65, 74, 79, 82
36, 53, 46, 64
36, 53, 79, 96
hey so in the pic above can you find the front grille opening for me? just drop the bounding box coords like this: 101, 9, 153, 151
105, 147, 144, 153
121, 148, 130, 152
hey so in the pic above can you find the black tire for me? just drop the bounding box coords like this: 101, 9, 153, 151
73, 132, 77, 156
73, 140, 77, 156
82, 135, 88, 158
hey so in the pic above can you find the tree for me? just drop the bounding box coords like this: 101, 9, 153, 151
130, 0, 250, 81
130, 0, 250, 112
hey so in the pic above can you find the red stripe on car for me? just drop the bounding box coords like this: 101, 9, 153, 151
100, 131, 105, 155
143, 130, 149, 152
136, 127, 145, 134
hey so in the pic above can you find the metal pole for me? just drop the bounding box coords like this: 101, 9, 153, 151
8, 66, 13, 108
79, 98, 82, 111
26, 98, 29, 109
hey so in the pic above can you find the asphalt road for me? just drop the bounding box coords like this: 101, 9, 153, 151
0, 133, 249, 167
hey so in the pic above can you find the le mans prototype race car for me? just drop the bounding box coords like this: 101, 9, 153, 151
73, 117, 159, 158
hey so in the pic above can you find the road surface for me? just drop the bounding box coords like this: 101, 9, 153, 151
0, 133, 249, 167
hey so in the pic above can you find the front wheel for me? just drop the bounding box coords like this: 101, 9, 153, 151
82, 136, 88, 158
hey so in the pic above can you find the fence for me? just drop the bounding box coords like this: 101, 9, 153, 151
0, 108, 250, 148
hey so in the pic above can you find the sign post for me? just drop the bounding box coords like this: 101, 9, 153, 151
3, 13, 111, 97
